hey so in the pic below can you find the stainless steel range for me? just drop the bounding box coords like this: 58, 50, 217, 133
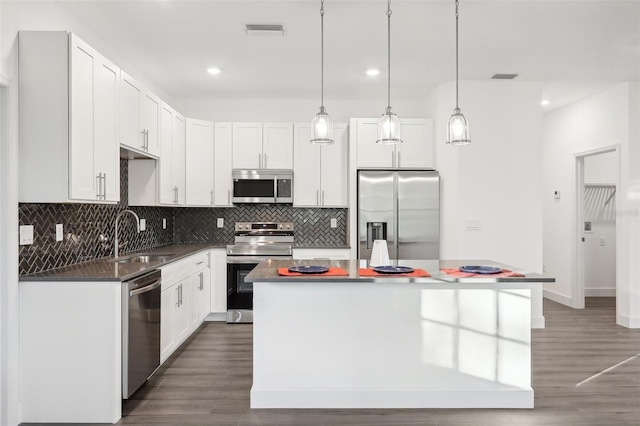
226, 222, 294, 323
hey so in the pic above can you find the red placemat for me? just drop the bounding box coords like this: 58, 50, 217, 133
277, 267, 349, 276
358, 268, 431, 277
441, 268, 525, 278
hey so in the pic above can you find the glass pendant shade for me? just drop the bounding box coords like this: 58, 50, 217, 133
446, 107, 470, 145
376, 107, 403, 144
310, 106, 334, 144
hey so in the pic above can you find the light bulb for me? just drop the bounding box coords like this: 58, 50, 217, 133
315, 116, 328, 138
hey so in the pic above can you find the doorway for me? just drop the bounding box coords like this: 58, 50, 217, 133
574, 145, 620, 313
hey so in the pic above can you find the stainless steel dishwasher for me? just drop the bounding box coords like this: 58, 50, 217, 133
122, 269, 162, 399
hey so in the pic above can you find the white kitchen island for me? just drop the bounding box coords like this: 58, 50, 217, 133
247, 259, 554, 409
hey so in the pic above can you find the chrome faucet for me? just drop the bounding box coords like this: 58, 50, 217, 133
114, 209, 141, 258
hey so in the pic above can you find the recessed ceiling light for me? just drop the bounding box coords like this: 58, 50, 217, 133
541, 100, 550, 106
366, 69, 380, 76
207, 68, 221, 75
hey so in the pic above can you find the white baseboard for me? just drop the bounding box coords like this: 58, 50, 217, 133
205, 312, 227, 322
543, 289, 573, 307
531, 316, 545, 329
585, 288, 616, 297
617, 314, 640, 328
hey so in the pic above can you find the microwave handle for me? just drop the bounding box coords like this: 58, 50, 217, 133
274, 178, 278, 203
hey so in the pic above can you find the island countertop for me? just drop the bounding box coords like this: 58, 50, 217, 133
246, 258, 555, 284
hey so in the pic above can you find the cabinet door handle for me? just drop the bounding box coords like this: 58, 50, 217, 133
196, 261, 204, 265
96, 173, 102, 199
316, 190, 319, 206
322, 190, 325, 206
397, 151, 401, 168
264, 153, 267, 169
146, 130, 150, 150
258, 153, 261, 169
227, 189, 231, 205
102, 173, 107, 200
176, 287, 180, 307
141, 129, 146, 150
391, 151, 395, 168
199, 272, 204, 291
210, 189, 214, 206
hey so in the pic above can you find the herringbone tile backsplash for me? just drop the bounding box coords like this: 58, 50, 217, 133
19, 160, 348, 275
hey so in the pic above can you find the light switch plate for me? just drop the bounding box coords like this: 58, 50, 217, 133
465, 219, 481, 231
217, 218, 224, 228
162, 218, 166, 229
600, 237, 606, 246
19, 225, 34, 245
330, 218, 337, 228
140, 219, 146, 231
55, 224, 63, 242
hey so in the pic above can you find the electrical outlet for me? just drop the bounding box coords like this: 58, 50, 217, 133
19, 225, 34, 245
140, 219, 146, 231
56, 224, 63, 242
217, 218, 224, 228
600, 237, 606, 246
162, 218, 166, 229
330, 218, 337, 228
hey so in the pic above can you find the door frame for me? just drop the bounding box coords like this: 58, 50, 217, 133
573, 144, 621, 309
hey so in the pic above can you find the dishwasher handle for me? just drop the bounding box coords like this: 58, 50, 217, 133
129, 279, 162, 297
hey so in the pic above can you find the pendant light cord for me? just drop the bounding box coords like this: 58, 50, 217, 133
387, 0, 392, 109
455, 0, 459, 109
320, 0, 325, 108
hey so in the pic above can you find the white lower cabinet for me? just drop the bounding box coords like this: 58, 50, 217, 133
160, 251, 210, 363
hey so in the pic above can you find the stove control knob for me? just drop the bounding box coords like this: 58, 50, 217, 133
279, 224, 283, 229
286, 224, 291, 229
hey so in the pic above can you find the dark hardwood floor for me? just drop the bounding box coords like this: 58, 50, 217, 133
117, 297, 640, 426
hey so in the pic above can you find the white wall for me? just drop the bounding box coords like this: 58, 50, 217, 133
543, 82, 640, 327
585, 151, 617, 184
173, 98, 427, 123
425, 81, 544, 273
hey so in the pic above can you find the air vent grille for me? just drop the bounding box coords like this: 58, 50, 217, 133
491, 73, 518, 80
245, 24, 285, 36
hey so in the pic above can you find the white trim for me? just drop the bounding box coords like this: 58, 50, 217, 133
531, 316, 546, 329
543, 288, 573, 307
585, 288, 616, 297
204, 313, 226, 322
0, 74, 20, 426
573, 144, 621, 313
617, 314, 640, 329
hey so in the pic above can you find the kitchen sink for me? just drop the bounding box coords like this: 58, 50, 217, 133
111, 253, 175, 264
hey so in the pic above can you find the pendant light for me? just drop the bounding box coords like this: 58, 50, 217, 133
310, 0, 334, 144
446, 0, 471, 145
376, 0, 402, 144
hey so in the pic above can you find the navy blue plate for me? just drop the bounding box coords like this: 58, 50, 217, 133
372, 265, 415, 274
288, 265, 329, 274
459, 265, 502, 274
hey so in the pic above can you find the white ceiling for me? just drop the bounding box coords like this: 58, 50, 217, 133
58, 0, 639, 111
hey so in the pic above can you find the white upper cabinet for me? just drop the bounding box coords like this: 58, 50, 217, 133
232, 123, 262, 169
354, 118, 434, 169
19, 31, 120, 203
262, 123, 294, 169
232, 123, 293, 170
214, 123, 234, 207
293, 123, 348, 207
185, 118, 214, 207
119, 72, 160, 157
158, 103, 186, 206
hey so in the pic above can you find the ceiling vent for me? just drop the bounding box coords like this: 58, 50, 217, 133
245, 24, 285, 36
491, 73, 518, 80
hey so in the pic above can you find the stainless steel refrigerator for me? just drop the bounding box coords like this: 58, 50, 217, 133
358, 170, 440, 260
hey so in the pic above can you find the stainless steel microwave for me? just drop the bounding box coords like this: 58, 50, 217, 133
232, 170, 293, 204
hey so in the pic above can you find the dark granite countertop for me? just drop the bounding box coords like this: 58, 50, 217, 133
246, 259, 555, 284
19, 243, 218, 282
